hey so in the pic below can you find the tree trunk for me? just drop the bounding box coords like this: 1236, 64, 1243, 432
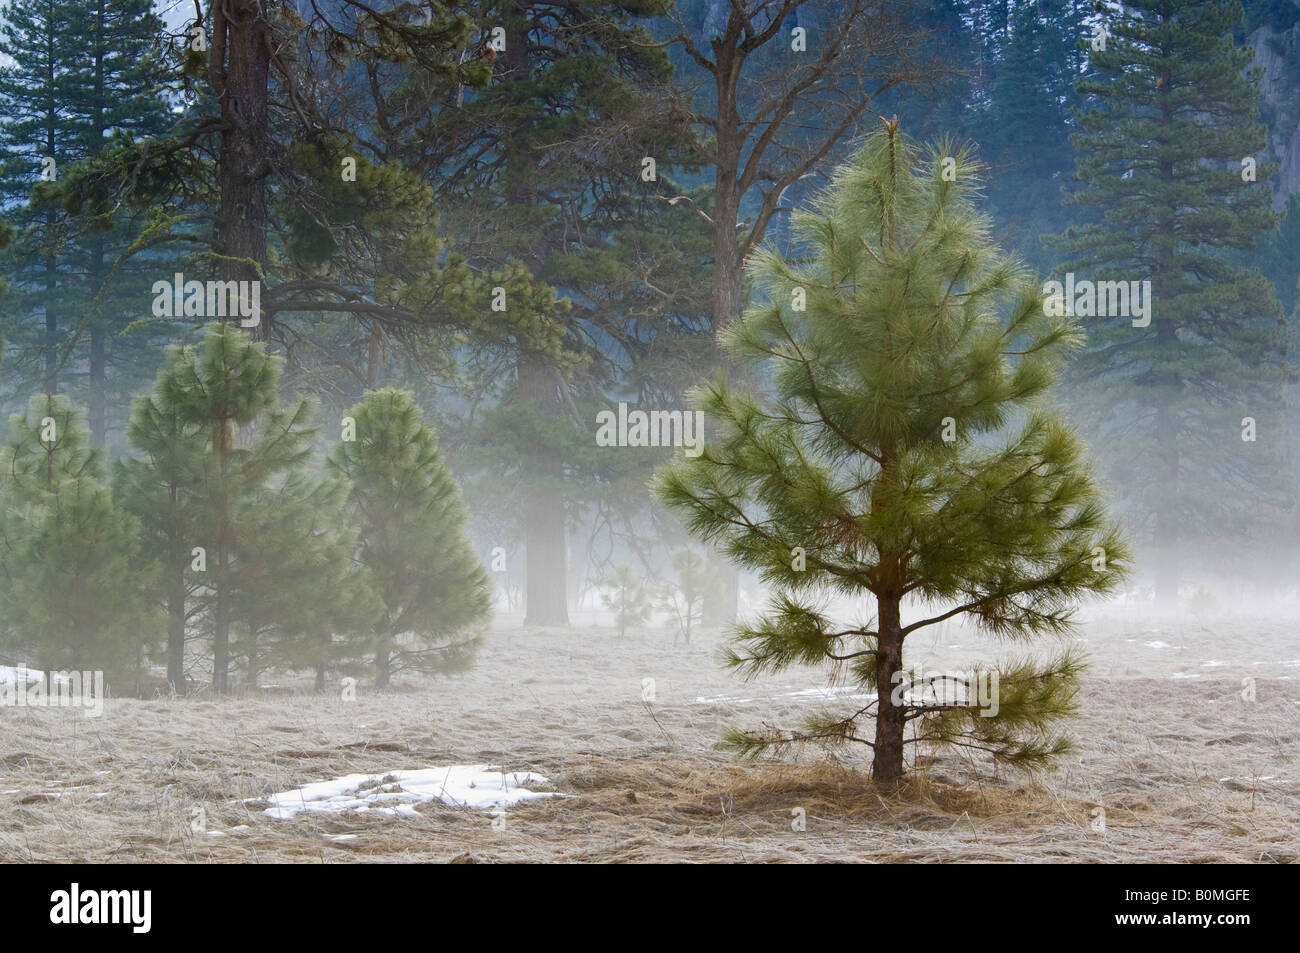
1153, 397, 1180, 610
314, 662, 326, 693
166, 561, 186, 689
1152, 54, 1180, 612
43, 248, 58, 393
87, 1, 107, 446
365, 319, 383, 389
89, 319, 106, 446
518, 355, 570, 626
500, 14, 569, 628
374, 649, 391, 689
245, 625, 260, 688
873, 594, 906, 783
212, 419, 232, 694
211, 0, 270, 341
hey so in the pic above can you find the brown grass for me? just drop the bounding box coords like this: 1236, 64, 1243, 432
0, 612, 1296, 862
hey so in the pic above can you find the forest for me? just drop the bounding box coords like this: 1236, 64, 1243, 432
0, 0, 1297, 866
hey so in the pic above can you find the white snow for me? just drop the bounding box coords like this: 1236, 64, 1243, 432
0, 665, 72, 686
252, 765, 563, 820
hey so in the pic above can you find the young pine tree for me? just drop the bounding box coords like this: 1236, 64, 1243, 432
113, 387, 210, 689
658, 548, 717, 646
655, 124, 1129, 783
0, 395, 157, 681
233, 473, 380, 691
1049, 0, 1286, 604
601, 564, 651, 638
326, 388, 490, 689
155, 322, 317, 693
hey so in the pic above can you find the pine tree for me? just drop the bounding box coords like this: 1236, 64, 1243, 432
0, 0, 169, 427
0, 0, 79, 393
232, 472, 380, 691
658, 547, 717, 645
0, 395, 157, 681
58, 0, 171, 446
112, 385, 211, 689
1049, 0, 1286, 604
655, 125, 1129, 783
978, 0, 1087, 272
154, 322, 317, 693
326, 388, 491, 688
429, 0, 687, 628
1257, 192, 1300, 317
602, 564, 651, 637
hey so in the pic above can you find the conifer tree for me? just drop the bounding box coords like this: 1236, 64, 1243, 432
655, 125, 1129, 782
0, 395, 157, 680
1049, 0, 1287, 603
0, 0, 79, 393
0, 0, 169, 425
232, 473, 380, 691
327, 388, 491, 688
658, 547, 716, 646
602, 564, 651, 638
112, 386, 210, 689
429, 0, 693, 628
155, 322, 317, 693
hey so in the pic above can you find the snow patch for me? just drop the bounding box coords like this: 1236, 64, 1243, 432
252, 765, 562, 820
0, 665, 72, 686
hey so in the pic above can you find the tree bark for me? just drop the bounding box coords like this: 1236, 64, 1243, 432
873, 594, 906, 783
499, 10, 571, 628
166, 560, 186, 689
87, 0, 107, 446
1152, 63, 1180, 611
211, 0, 270, 341
1153, 396, 1180, 610
245, 629, 260, 688
374, 649, 391, 689
518, 355, 570, 626
89, 319, 105, 446
43, 247, 58, 394
212, 418, 232, 693
365, 319, 383, 389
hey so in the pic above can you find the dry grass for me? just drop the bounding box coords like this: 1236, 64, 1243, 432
0, 611, 1296, 862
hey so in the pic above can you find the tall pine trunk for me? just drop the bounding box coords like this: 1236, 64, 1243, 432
1153, 397, 1180, 610
366, 320, 383, 389
1152, 67, 1179, 611
211, 0, 270, 342
502, 14, 569, 628
518, 355, 570, 626
166, 559, 186, 689
87, 0, 107, 446
43, 247, 57, 393
212, 419, 232, 693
